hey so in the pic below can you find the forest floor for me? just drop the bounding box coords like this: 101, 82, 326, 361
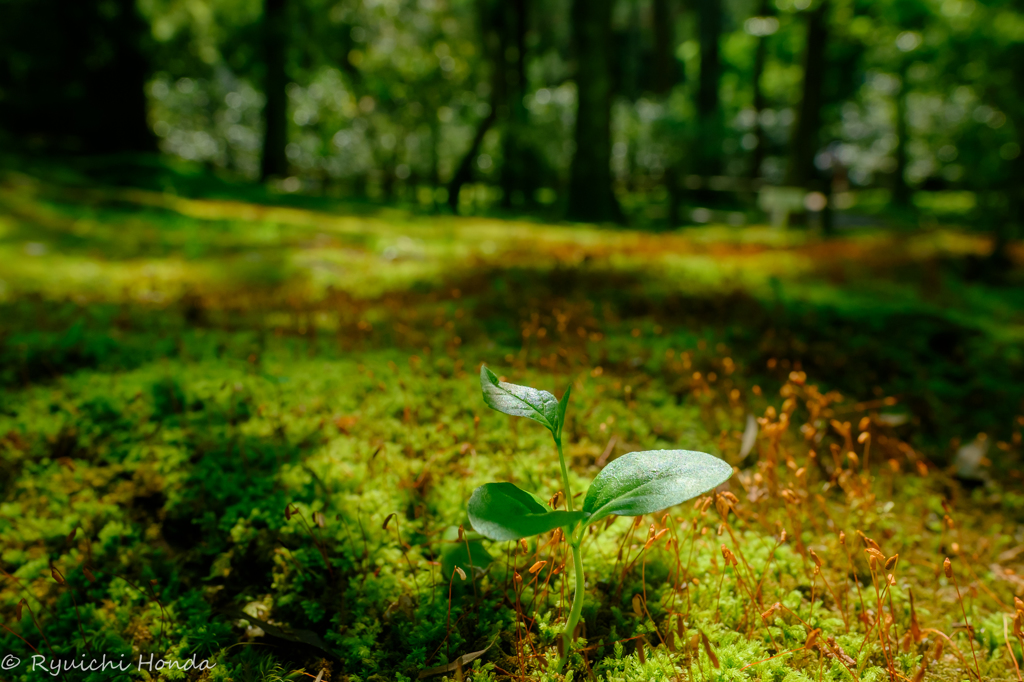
1, 163, 1024, 681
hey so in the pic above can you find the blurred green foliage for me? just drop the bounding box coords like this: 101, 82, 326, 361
1, 0, 1022, 230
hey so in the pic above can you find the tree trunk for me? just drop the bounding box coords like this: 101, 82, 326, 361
749, 0, 772, 179
653, 0, 682, 225
785, 0, 829, 189
985, 17, 1022, 270
696, 0, 722, 177
892, 64, 911, 207
261, 0, 289, 181
100, 0, 154, 153
430, 119, 442, 212
566, 0, 620, 223
990, 141, 1022, 269
0, 0, 154, 153
447, 108, 498, 213
652, 0, 678, 95
500, 0, 530, 208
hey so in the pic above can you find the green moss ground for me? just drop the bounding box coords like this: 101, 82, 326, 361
1, 166, 1023, 681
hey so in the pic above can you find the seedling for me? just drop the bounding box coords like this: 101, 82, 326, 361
468, 365, 733, 670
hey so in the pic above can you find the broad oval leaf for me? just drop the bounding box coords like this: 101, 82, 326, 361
468, 482, 585, 541
582, 450, 733, 524
480, 365, 559, 434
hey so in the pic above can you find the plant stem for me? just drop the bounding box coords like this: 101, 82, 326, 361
555, 437, 585, 671
561, 536, 585, 670
556, 437, 575, 513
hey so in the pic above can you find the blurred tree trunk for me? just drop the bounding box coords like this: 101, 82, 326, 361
0, 0, 154, 153
447, 108, 497, 212
566, 0, 620, 223
749, 0, 772, 179
892, 63, 911, 207
696, 0, 722, 177
622, 1, 643, 101
653, 0, 682, 224
430, 119, 442, 211
449, 0, 505, 213
261, 0, 289, 181
990, 128, 1023, 270
100, 0, 155, 153
985, 11, 1022, 270
785, 0, 829, 189
500, 0, 530, 208
1003, 152, 1022, 256
652, 0, 678, 95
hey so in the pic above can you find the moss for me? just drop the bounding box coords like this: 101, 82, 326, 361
0, 170, 1022, 680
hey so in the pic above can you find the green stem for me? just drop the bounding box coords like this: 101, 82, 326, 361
560, 538, 584, 670
555, 437, 585, 671
556, 437, 575, 513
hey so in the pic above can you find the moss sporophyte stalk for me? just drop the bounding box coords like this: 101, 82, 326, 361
468, 365, 733, 671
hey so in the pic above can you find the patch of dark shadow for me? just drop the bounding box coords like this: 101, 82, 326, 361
180, 289, 207, 326
0, 311, 182, 388
151, 376, 188, 419
164, 437, 295, 561
48, 426, 85, 461
161, 509, 201, 550
0, 460, 19, 497
732, 304, 1021, 457
226, 526, 277, 589
131, 489, 167, 520
0, 322, 117, 386
441, 265, 1023, 455
155, 511, 222, 590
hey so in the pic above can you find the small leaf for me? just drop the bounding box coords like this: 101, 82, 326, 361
480, 365, 559, 435
556, 385, 571, 439
582, 450, 733, 524
468, 482, 584, 541
440, 537, 492, 580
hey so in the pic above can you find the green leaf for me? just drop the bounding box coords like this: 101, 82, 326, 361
468, 482, 585, 541
480, 365, 559, 434
582, 450, 733, 524
440, 532, 493, 580
556, 384, 571, 440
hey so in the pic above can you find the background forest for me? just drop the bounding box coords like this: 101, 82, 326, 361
1, 0, 1023, 238
2, 1, 1024, 681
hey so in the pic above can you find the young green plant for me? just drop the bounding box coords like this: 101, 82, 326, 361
468, 366, 733, 671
